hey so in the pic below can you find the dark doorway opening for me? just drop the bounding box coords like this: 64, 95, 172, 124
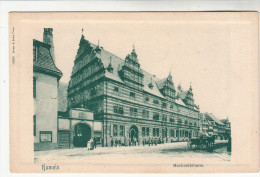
129, 125, 139, 142
73, 123, 91, 147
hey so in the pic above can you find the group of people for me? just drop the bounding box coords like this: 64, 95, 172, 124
87, 137, 98, 150
110, 137, 138, 147
142, 137, 166, 146
109, 137, 167, 147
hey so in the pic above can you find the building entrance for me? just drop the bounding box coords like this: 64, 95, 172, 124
73, 123, 91, 147
129, 125, 138, 142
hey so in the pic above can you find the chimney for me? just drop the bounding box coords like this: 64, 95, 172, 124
43, 28, 55, 62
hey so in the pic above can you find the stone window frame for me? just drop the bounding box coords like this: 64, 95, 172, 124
119, 125, 125, 137
113, 124, 118, 136
113, 86, 119, 92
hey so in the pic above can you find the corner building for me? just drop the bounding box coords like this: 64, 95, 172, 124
33, 28, 62, 150
67, 34, 200, 147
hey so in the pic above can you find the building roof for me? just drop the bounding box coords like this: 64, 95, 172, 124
85, 38, 165, 99
220, 118, 230, 124
33, 39, 62, 79
75, 36, 198, 109
205, 113, 225, 125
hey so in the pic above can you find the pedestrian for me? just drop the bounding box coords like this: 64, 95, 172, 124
93, 137, 97, 149
101, 137, 104, 147
155, 139, 157, 146
142, 139, 145, 146
148, 137, 151, 146
151, 138, 154, 146
119, 139, 121, 147
111, 138, 114, 147
115, 139, 118, 147
129, 138, 131, 146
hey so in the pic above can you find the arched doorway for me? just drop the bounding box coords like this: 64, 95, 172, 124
73, 123, 91, 147
129, 125, 139, 142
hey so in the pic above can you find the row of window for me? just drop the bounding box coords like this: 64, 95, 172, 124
141, 127, 198, 138
113, 86, 183, 110
113, 104, 198, 126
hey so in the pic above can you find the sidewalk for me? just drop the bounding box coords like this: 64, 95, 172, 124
35, 140, 228, 157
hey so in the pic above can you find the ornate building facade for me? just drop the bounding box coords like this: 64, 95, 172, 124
67, 33, 200, 147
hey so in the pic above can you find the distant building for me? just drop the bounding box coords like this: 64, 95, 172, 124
200, 112, 231, 140
67, 33, 201, 147
33, 28, 62, 151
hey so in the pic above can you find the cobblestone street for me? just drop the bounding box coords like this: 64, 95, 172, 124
35, 140, 231, 165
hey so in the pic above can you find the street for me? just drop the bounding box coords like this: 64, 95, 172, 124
34, 140, 230, 164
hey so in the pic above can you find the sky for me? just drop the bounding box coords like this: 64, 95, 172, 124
32, 13, 235, 121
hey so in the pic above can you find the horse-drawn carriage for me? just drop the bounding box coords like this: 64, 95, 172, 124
187, 135, 215, 150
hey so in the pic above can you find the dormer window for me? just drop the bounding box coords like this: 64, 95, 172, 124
162, 102, 167, 109
153, 99, 159, 104
114, 86, 119, 92
107, 56, 114, 73
148, 82, 153, 89
130, 92, 135, 99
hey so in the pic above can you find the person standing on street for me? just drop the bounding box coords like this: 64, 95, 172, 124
111, 138, 114, 147
93, 137, 97, 149
115, 139, 118, 147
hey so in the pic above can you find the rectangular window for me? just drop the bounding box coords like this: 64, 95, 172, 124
162, 114, 167, 122
40, 131, 52, 142
142, 127, 145, 136
146, 127, 149, 136
114, 86, 119, 92
113, 125, 118, 136
113, 104, 119, 114
142, 110, 149, 118
119, 125, 124, 136
119, 105, 124, 115
153, 128, 156, 137
33, 115, 36, 136
114, 104, 124, 115
33, 77, 36, 98
153, 113, 159, 120
170, 129, 174, 137
130, 107, 137, 117
162, 103, 167, 109
157, 128, 159, 137
130, 92, 135, 100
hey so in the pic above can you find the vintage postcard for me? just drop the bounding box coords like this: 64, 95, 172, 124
9, 12, 259, 173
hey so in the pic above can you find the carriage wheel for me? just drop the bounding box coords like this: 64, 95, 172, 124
201, 141, 208, 150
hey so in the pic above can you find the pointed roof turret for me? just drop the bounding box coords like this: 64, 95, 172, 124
168, 68, 173, 80
125, 44, 139, 63
189, 82, 193, 91
177, 83, 182, 91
